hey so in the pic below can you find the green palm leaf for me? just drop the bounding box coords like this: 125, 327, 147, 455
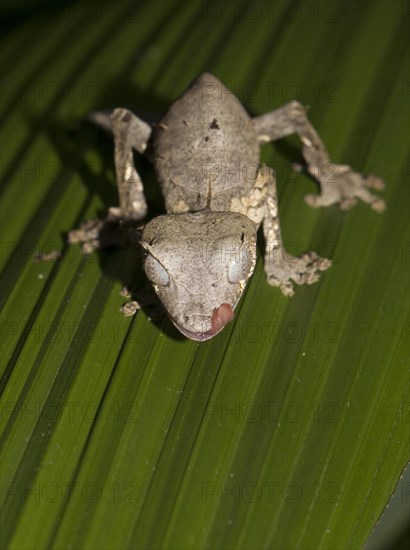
1, 1, 408, 549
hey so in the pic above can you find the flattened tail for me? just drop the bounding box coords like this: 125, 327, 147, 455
86, 110, 161, 135
87, 110, 113, 133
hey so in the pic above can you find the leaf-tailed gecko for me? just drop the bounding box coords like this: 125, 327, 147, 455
69, 73, 385, 341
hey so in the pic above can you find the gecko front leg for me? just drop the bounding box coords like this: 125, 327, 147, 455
68, 108, 151, 252
253, 102, 385, 212
259, 166, 331, 296
232, 165, 331, 296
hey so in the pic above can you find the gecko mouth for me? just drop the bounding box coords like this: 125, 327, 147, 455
174, 303, 235, 342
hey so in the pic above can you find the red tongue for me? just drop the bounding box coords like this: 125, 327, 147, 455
209, 303, 234, 335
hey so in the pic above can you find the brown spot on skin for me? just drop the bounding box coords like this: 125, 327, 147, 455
210, 118, 219, 130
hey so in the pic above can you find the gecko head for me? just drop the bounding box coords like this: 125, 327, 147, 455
140, 211, 257, 341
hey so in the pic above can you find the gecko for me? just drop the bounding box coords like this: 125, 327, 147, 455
68, 73, 385, 341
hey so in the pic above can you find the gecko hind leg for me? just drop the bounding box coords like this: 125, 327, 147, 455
253, 101, 385, 212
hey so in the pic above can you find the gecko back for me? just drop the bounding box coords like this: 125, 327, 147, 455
152, 73, 259, 213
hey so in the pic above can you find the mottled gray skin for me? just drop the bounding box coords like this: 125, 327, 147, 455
153, 75, 259, 213
143, 75, 260, 339
69, 73, 385, 341
141, 211, 257, 340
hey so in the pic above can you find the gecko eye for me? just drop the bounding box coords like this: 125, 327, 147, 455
227, 248, 252, 283
144, 255, 170, 287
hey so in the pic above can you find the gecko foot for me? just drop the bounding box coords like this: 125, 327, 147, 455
304, 164, 386, 212
120, 299, 164, 321
120, 300, 141, 317
265, 251, 332, 297
119, 287, 165, 321
68, 208, 128, 253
